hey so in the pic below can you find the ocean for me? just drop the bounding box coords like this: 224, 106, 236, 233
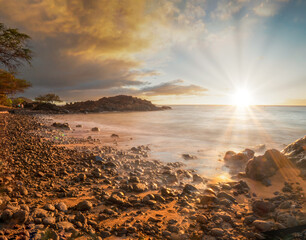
50, 105, 306, 178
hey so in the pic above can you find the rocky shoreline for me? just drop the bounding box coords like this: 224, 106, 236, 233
0, 113, 305, 239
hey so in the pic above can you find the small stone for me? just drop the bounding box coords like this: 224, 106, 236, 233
196, 215, 208, 224
76, 200, 92, 211
55, 202, 68, 212
91, 127, 100, 132
43, 217, 56, 225
44, 204, 55, 211
211, 228, 224, 237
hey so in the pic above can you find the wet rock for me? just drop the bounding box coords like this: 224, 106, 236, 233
282, 135, 306, 162
253, 220, 275, 232
76, 200, 92, 211
183, 184, 198, 194
276, 212, 298, 227
224, 149, 254, 163
245, 149, 287, 181
217, 192, 236, 203
182, 154, 197, 160
193, 174, 204, 183
252, 200, 275, 217
199, 194, 218, 204
278, 200, 292, 209
52, 122, 71, 130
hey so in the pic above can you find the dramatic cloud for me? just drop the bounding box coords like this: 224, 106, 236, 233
0, 0, 207, 99
141, 80, 208, 96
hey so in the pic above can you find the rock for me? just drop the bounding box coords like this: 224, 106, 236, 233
162, 230, 172, 238
77, 173, 86, 182
132, 183, 148, 192
44, 204, 55, 211
43, 217, 56, 225
278, 201, 291, 209
76, 200, 92, 211
33, 208, 49, 218
12, 209, 28, 224
55, 202, 68, 212
76, 124, 82, 127
111, 134, 119, 138
57, 221, 75, 232
91, 127, 100, 132
182, 154, 197, 160
217, 192, 236, 203
282, 135, 306, 162
52, 122, 71, 130
193, 174, 204, 183
252, 200, 275, 217
211, 228, 224, 237
183, 184, 198, 194
276, 212, 298, 227
246, 149, 287, 181
100, 230, 111, 238
19, 186, 28, 195
196, 215, 208, 224
0, 209, 13, 223
75, 212, 87, 224
253, 220, 275, 232
224, 149, 254, 163
200, 194, 218, 204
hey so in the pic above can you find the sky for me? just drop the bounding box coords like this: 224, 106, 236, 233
0, 0, 306, 105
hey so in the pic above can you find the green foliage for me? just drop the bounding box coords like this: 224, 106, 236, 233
0, 69, 31, 95
12, 97, 25, 106
0, 23, 32, 73
35, 93, 62, 103
0, 94, 12, 106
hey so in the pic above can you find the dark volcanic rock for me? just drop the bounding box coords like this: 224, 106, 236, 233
252, 200, 275, 217
245, 149, 288, 181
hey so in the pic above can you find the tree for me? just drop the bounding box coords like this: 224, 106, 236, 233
0, 23, 32, 73
35, 93, 62, 104
0, 69, 31, 95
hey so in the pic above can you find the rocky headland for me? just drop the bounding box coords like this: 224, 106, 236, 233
24, 95, 171, 114
0, 113, 305, 240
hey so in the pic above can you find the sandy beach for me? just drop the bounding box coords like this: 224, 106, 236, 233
0, 112, 305, 240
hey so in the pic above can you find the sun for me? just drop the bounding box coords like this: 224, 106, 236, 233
231, 88, 253, 107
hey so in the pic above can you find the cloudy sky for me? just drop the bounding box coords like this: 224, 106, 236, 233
0, 0, 305, 105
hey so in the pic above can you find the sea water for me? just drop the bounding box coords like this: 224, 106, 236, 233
51, 105, 306, 177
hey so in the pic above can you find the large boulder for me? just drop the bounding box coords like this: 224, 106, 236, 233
282, 135, 306, 162
282, 136, 306, 178
245, 149, 288, 181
